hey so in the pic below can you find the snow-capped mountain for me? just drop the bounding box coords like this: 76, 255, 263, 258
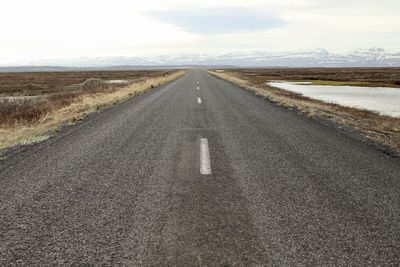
6, 48, 400, 68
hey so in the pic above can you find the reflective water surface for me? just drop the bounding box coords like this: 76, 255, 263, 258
268, 81, 400, 117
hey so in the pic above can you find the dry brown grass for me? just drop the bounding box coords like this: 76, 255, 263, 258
208, 69, 400, 151
0, 70, 187, 149
0, 70, 180, 126
0, 70, 173, 95
228, 68, 400, 88
0, 93, 82, 126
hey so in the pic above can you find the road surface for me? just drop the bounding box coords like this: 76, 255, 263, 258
1, 70, 399, 266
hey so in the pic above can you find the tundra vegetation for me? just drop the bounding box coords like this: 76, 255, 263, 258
209, 68, 400, 151
0, 70, 186, 149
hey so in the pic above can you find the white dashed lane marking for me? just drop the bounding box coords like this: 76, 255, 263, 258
200, 138, 211, 175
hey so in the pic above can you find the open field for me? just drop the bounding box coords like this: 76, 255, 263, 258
231, 67, 400, 87
0, 70, 174, 95
0, 70, 186, 149
208, 68, 400, 151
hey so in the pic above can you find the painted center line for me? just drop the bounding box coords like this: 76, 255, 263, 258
197, 97, 202, 104
200, 138, 211, 175
197, 86, 200, 90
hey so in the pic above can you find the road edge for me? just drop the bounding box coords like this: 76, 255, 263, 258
206, 70, 400, 158
0, 71, 189, 160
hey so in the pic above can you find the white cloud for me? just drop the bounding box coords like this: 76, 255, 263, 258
147, 8, 285, 34
0, 0, 399, 64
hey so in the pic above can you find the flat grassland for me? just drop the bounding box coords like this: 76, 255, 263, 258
209, 68, 400, 152
0, 70, 175, 95
230, 68, 400, 87
0, 70, 186, 149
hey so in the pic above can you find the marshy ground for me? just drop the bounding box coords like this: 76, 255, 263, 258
0, 70, 185, 149
230, 67, 400, 88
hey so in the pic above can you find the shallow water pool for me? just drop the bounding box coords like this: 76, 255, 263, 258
267, 81, 400, 118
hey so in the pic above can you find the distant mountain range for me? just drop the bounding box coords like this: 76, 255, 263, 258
2, 48, 400, 70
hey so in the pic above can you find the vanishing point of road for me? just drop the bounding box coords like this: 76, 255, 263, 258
1, 70, 399, 266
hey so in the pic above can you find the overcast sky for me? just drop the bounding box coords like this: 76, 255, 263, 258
1, 0, 399, 64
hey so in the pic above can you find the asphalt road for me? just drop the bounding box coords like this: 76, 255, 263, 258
1, 70, 399, 266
